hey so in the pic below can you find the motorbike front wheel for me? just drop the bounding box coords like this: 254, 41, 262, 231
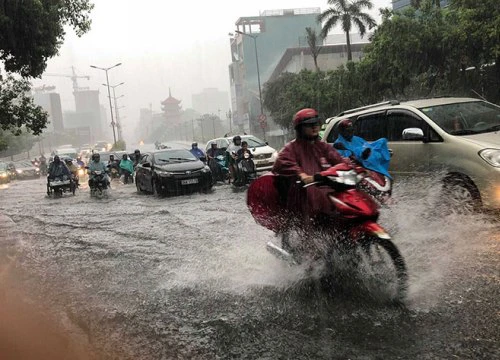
355, 236, 408, 303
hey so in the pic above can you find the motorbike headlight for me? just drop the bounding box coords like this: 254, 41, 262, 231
479, 148, 500, 167
16, 169, 23, 174
35, 167, 40, 171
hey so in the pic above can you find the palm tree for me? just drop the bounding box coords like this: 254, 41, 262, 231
317, 0, 376, 61
305, 27, 324, 71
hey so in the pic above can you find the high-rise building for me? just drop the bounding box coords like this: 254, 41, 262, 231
192, 88, 229, 116
74, 90, 104, 140
33, 92, 64, 133
392, 0, 448, 11
228, 8, 321, 136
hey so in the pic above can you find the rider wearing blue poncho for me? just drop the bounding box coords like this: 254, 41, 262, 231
334, 119, 392, 179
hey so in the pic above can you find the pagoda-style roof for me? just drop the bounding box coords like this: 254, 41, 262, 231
161, 88, 181, 105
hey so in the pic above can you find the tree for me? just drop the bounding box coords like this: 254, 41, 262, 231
305, 27, 323, 72
0, 0, 94, 78
0, 1, 94, 154
411, 0, 441, 9
317, 0, 376, 61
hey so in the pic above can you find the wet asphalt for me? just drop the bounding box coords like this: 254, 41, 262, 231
0, 157, 498, 359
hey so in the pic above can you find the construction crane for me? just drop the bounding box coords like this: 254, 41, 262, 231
44, 66, 90, 92
32, 85, 56, 94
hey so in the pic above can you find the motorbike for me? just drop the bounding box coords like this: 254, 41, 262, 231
234, 152, 257, 187
108, 163, 120, 180
39, 162, 48, 176
208, 154, 230, 183
247, 163, 408, 302
89, 170, 108, 198
47, 175, 76, 197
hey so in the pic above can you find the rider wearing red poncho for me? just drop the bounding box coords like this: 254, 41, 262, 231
272, 108, 348, 228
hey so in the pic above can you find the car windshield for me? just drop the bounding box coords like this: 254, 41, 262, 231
154, 149, 197, 163
420, 101, 500, 135
16, 161, 33, 168
98, 153, 114, 162
0, 163, 7, 171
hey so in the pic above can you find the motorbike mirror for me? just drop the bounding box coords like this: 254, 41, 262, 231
142, 162, 151, 168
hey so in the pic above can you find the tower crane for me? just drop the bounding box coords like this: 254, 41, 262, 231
44, 66, 91, 92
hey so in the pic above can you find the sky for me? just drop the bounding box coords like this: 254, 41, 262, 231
31, 0, 392, 143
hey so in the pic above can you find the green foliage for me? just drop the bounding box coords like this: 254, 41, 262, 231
111, 140, 127, 151
0, 74, 48, 135
318, 0, 376, 61
305, 27, 323, 71
0, 129, 36, 154
0, 0, 94, 78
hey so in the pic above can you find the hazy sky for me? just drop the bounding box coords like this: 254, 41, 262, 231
32, 0, 392, 142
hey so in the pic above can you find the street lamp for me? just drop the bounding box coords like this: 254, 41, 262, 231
103, 82, 125, 142
234, 30, 266, 140
90, 63, 122, 145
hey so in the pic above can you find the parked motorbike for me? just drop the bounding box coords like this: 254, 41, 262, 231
89, 170, 108, 198
247, 163, 408, 302
47, 175, 76, 197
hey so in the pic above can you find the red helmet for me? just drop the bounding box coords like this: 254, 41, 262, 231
293, 108, 319, 129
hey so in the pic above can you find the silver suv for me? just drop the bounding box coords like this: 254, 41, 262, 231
323, 97, 500, 210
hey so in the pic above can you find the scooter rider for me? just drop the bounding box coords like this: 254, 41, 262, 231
48, 155, 71, 181
190, 142, 205, 160
272, 108, 347, 232
88, 153, 109, 187
226, 135, 242, 183
64, 158, 79, 187
133, 149, 141, 168
119, 154, 134, 184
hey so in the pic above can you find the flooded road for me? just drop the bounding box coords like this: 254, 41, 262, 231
0, 166, 498, 359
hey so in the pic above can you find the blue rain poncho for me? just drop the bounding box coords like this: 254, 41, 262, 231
334, 135, 392, 179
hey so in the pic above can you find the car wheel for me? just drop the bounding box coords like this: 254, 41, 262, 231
152, 179, 160, 197
442, 175, 481, 213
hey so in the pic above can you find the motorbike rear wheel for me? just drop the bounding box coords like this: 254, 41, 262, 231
356, 236, 408, 303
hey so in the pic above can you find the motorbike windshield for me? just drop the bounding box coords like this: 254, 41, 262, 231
420, 101, 500, 135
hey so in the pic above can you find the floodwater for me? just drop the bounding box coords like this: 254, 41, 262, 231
0, 154, 498, 359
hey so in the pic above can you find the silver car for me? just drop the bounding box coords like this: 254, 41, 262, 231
323, 97, 500, 211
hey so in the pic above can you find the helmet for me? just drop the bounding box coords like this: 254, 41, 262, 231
64, 158, 72, 164
122, 154, 128, 160
192, 142, 198, 147
92, 153, 100, 161
53, 155, 60, 163
233, 135, 241, 142
338, 119, 353, 129
293, 108, 320, 129
134, 149, 140, 154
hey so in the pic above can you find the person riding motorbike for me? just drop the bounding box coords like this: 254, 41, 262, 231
39, 154, 48, 175
119, 154, 134, 184
234, 141, 255, 185
206, 143, 219, 159
64, 158, 79, 187
88, 153, 109, 188
226, 135, 242, 183
76, 156, 85, 167
333, 119, 392, 179
47, 155, 71, 182
190, 142, 206, 160
272, 108, 347, 244
133, 149, 141, 168
107, 154, 120, 178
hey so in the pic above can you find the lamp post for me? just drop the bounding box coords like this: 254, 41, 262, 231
103, 82, 125, 142
233, 30, 265, 140
90, 63, 122, 146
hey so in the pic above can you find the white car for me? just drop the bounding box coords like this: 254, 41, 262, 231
205, 135, 278, 172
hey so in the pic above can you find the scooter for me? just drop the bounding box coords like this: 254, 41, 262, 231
234, 152, 257, 187
89, 171, 108, 198
247, 163, 408, 302
47, 175, 76, 197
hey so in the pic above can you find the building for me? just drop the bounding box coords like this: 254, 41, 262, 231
269, 43, 367, 81
33, 92, 64, 133
192, 88, 229, 117
228, 7, 322, 137
392, 0, 449, 11
74, 90, 104, 140
161, 89, 182, 125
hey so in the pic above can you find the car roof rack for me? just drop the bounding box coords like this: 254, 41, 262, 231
337, 100, 400, 117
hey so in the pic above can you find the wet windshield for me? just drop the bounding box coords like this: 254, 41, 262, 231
154, 149, 197, 163
420, 101, 500, 135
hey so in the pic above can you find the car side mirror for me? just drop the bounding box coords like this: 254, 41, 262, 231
402, 128, 424, 141
142, 162, 151, 168
265, 141, 269, 145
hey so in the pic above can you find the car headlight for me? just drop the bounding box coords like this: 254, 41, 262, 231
202, 166, 211, 173
156, 169, 173, 177
479, 148, 500, 167
35, 167, 40, 172
16, 169, 23, 174
0, 173, 7, 178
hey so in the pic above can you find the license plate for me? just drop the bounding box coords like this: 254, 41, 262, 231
181, 178, 198, 185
